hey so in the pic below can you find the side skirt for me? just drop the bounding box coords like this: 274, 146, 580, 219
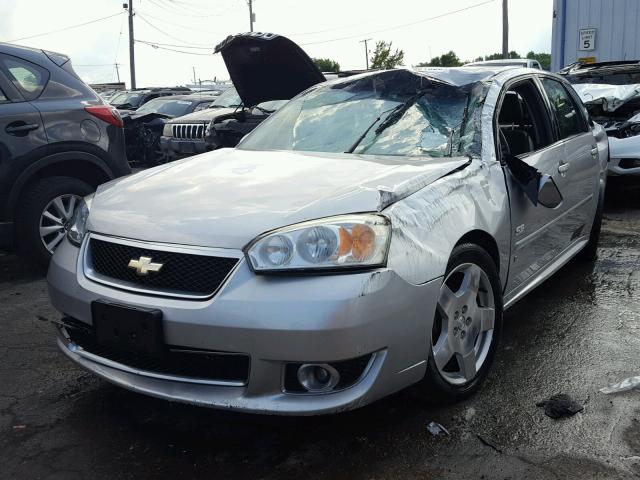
503, 236, 588, 310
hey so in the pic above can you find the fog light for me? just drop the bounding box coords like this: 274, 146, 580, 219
297, 363, 340, 392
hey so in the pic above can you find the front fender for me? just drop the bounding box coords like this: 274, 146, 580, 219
384, 159, 510, 288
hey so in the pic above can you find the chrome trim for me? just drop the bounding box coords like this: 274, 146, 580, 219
171, 123, 206, 140
82, 233, 244, 300
58, 326, 247, 387
281, 351, 382, 396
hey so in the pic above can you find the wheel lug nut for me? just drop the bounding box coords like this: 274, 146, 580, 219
462, 305, 468, 314
454, 311, 459, 319
460, 330, 466, 339
453, 326, 459, 336
466, 317, 472, 326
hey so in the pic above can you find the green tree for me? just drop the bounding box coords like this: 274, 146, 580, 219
482, 51, 521, 61
526, 51, 551, 70
370, 41, 405, 69
313, 57, 340, 73
416, 50, 462, 67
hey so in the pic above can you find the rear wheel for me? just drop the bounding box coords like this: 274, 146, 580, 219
417, 243, 503, 403
16, 176, 94, 267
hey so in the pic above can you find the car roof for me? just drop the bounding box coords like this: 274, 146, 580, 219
465, 59, 531, 66
0, 42, 54, 66
330, 66, 558, 88
147, 94, 218, 102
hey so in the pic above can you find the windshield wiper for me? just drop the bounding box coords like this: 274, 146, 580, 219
345, 90, 426, 154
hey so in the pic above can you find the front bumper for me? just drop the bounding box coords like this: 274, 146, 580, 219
608, 157, 640, 176
47, 237, 440, 415
159, 136, 209, 161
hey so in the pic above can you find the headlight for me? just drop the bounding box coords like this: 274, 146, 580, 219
246, 214, 390, 272
162, 123, 172, 136
67, 195, 93, 246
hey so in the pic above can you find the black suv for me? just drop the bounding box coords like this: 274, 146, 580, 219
0, 43, 130, 266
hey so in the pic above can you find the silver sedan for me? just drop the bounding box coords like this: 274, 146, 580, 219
48, 66, 608, 414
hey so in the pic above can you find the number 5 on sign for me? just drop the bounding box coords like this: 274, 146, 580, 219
579, 28, 596, 51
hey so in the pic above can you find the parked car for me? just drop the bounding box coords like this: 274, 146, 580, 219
560, 61, 640, 176
160, 34, 325, 162
159, 87, 242, 162
464, 59, 542, 69
48, 66, 607, 414
109, 87, 191, 111
0, 42, 129, 266
204, 33, 326, 150
122, 94, 219, 166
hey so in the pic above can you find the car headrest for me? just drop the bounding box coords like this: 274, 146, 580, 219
499, 91, 524, 125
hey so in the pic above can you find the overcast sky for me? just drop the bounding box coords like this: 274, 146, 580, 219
0, 0, 554, 87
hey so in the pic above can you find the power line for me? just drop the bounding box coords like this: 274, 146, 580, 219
300, 0, 496, 46
136, 39, 212, 50
5, 12, 123, 43
154, 0, 222, 17
136, 13, 213, 46
136, 40, 213, 56
136, 10, 225, 35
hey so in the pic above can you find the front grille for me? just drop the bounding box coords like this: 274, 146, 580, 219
87, 237, 239, 297
66, 323, 250, 384
172, 123, 205, 140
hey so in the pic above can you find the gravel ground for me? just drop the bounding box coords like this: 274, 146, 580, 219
1, 178, 639, 480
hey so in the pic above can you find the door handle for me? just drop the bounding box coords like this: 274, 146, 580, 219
5, 122, 39, 136
590, 147, 599, 158
558, 162, 570, 174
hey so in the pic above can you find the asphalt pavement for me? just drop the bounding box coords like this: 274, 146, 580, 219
1, 178, 639, 480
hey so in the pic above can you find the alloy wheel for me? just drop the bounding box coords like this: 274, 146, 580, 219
39, 194, 82, 254
432, 262, 496, 385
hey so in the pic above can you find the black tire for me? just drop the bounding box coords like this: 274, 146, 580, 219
15, 176, 94, 268
578, 188, 605, 261
416, 243, 504, 403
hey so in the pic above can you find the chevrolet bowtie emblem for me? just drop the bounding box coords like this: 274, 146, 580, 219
128, 256, 163, 276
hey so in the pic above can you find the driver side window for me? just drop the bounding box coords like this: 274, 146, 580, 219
497, 80, 553, 158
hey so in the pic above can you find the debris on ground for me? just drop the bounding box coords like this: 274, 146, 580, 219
536, 394, 584, 419
476, 434, 502, 453
600, 375, 640, 394
427, 421, 449, 436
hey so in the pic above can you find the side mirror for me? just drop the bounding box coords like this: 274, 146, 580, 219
538, 175, 563, 208
504, 154, 563, 208
503, 153, 541, 206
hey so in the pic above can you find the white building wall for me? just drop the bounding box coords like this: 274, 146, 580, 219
552, 0, 640, 71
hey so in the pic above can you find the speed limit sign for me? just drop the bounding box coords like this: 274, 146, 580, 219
579, 28, 596, 51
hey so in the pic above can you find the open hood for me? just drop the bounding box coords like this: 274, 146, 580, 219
214, 32, 325, 107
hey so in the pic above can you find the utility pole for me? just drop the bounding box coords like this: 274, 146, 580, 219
502, 0, 509, 59
125, 1, 136, 89
192, 66, 196, 84
247, 0, 255, 32
115, 63, 121, 83
360, 38, 372, 70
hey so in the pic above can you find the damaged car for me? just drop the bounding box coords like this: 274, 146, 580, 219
159, 87, 242, 162
160, 33, 326, 161
561, 61, 640, 176
122, 94, 219, 166
204, 32, 326, 150
48, 66, 608, 414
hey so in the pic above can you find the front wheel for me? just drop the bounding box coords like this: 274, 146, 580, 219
417, 243, 504, 403
16, 176, 94, 267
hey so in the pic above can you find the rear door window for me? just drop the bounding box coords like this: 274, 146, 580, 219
0, 86, 7, 103
540, 78, 588, 140
0, 55, 49, 100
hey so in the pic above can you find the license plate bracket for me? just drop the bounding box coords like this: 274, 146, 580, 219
92, 301, 164, 356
